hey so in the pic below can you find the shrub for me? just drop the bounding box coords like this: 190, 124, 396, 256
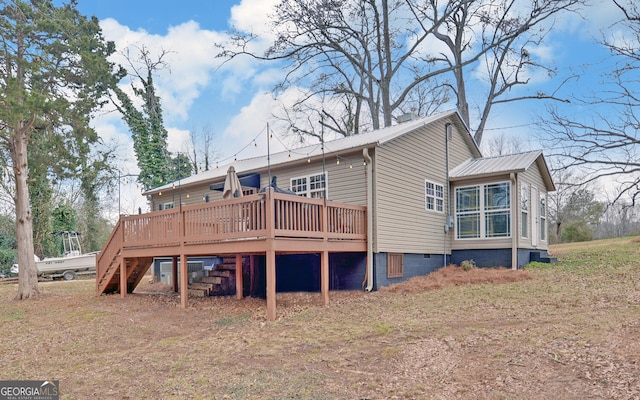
460, 259, 476, 271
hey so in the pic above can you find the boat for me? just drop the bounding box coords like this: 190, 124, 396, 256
11, 231, 98, 280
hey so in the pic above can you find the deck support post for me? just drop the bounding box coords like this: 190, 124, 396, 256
321, 250, 329, 306
180, 254, 188, 309
119, 258, 127, 298
172, 256, 179, 292
249, 255, 256, 296
266, 250, 276, 321
235, 254, 243, 299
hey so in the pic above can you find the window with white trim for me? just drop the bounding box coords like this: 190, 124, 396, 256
290, 172, 327, 198
425, 180, 444, 212
455, 182, 511, 239
163, 202, 174, 210
539, 194, 547, 241
521, 184, 529, 239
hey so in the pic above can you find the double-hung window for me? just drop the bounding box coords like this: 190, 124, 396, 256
425, 180, 444, 212
484, 183, 510, 238
290, 172, 327, 198
521, 184, 529, 239
456, 186, 480, 238
455, 182, 511, 239
539, 194, 547, 241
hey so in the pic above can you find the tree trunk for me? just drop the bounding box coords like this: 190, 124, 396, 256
13, 123, 39, 299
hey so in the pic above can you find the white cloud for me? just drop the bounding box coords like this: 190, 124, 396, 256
230, 0, 280, 40
100, 18, 228, 122
167, 128, 191, 154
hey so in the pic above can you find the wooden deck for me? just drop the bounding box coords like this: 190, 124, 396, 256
96, 189, 367, 320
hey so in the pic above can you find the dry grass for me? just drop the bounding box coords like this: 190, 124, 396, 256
383, 264, 534, 293
0, 237, 639, 399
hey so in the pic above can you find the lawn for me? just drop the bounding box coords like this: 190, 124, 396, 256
1, 237, 639, 399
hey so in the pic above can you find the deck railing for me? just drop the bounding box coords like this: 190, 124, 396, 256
97, 190, 367, 287
96, 217, 124, 286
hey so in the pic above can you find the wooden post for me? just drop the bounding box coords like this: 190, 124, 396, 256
180, 254, 188, 309
235, 254, 243, 299
266, 250, 276, 321
265, 189, 275, 239
321, 250, 329, 306
119, 258, 127, 298
249, 255, 256, 296
172, 256, 178, 293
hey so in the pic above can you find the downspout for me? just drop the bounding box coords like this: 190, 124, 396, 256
363, 147, 374, 292
510, 172, 518, 270
444, 123, 452, 267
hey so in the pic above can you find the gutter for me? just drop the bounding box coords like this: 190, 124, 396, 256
363, 147, 374, 292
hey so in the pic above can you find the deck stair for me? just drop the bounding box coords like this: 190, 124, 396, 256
99, 257, 153, 294
187, 255, 243, 297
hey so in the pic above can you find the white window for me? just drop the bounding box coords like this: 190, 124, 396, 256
455, 182, 510, 239
521, 184, 529, 239
163, 202, 174, 210
455, 186, 480, 238
425, 180, 444, 213
290, 172, 327, 198
539, 194, 547, 241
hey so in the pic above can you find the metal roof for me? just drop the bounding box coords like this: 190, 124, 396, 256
144, 110, 477, 195
449, 150, 556, 191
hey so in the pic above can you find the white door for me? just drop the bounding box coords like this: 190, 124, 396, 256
531, 187, 538, 247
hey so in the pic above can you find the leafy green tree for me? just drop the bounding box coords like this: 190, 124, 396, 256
0, 214, 17, 274
552, 186, 604, 243
0, 0, 120, 299
111, 47, 183, 191
561, 221, 594, 243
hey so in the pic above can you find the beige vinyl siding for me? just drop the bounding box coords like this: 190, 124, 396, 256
374, 118, 476, 254
266, 150, 367, 204
149, 150, 368, 211
519, 162, 548, 250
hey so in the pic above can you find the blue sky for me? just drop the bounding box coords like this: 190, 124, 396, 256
71, 0, 627, 212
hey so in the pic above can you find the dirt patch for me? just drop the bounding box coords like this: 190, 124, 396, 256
383, 264, 534, 293
1, 237, 639, 399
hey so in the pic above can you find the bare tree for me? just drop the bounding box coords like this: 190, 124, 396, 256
424, 0, 582, 144
182, 124, 219, 173
482, 132, 526, 156
540, 0, 640, 205
217, 0, 582, 144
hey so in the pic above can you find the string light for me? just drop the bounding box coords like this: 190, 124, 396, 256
215, 163, 219, 170
186, 193, 190, 198
253, 140, 258, 149
234, 156, 237, 164
288, 152, 291, 160
336, 158, 340, 165
349, 163, 353, 169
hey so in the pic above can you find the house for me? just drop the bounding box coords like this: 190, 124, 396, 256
96, 110, 555, 320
